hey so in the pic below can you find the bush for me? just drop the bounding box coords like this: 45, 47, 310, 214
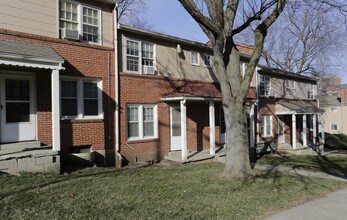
325, 132, 347, 150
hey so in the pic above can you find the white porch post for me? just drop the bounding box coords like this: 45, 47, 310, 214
320, 114, 325, 145
302, 114, 307, 147
180, 99, 187, 161
250, 104, 255, 148
209, 101, 215, 156
292, 113, 296, 149
313, 114, 317, 145
51, 69, 61, 152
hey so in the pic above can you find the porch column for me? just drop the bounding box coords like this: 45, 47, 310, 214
292, 113, 296, 149
209, 101, 215, 156
320, 114, 325, 145
313, 114, 317, 145
180, 99, 187, 161
51, 69, 61, 152
250, 104, 255, 148
302, 114, 307, 147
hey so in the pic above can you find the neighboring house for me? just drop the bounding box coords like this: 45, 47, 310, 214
319, 94, 347, 134
0, 0, 117, 174
256, 66, 324, 151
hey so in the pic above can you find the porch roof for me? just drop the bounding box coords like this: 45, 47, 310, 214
0, 39, 64, 70
276, 101, 325, 114
161, 81, 223, 101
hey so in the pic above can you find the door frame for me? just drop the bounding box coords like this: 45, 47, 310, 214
0, 71, 37, 143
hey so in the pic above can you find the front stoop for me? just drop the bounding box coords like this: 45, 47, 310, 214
165, 148, 225, 164
0, 142, 60, 175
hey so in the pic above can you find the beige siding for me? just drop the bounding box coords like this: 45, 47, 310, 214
268, 77, 315, 100
323, 105, 347, 134
0, 0, 57, 37
0, 0, 114, 47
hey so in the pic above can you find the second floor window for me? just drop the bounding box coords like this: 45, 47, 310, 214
259, 75, 271, 96
191, 51, 200, 66
59, 1, 100, 44
203, 54, 212, 67
331, 124, 338, 131
330, 107, 338, 112
126, 39, 155, 74
306, 84, 314, 99
285, 80, 295, 89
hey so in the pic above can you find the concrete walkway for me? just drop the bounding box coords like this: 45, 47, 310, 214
254, 163, 347, 182
263, 187, 347, 220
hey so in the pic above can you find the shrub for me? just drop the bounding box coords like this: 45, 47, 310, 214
325, 132, 347, 150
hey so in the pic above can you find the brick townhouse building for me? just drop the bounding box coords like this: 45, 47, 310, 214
0, 0, 324, 174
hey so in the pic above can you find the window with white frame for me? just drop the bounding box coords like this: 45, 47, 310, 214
330, 107, 338, 112
61, 79, 102, 119
127, 105, 157, 140
306, 84, 314, 99
330, 124, 338, 131
59, 0, 101, 44
126, 39, 155, 74
285, 80, 295, 89
259, 75, 271, 96
240, 62, 246, 79
261, 115, 272, 137
203, 54, 212, 67
191, 51, 200, 66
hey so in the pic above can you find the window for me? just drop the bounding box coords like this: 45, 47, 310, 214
259, 75, 271, 96
127, 105, 158, 140
261, 115, 272, 137
285, 80, 295, 89
59, 1, 101, 44
126, 39, 155, 73
240, 62, 246, 79
331, 124, 338, 131
203, 54, 212, 67
306, 84, 314, 99
61, 79, 102, 119
191, 51, 200, 66
330, 107, 338, 112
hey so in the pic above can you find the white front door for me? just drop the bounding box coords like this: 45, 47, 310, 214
220, 108, 226, 144
170, 106, 181, 151
278, 116, 285, 144
0, 75, 36, 143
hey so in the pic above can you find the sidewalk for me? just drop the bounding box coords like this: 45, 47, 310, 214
263, 187, 347, 220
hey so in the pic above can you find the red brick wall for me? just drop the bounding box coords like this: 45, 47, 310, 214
119, 73, 222, 164
0, 29, 115, 157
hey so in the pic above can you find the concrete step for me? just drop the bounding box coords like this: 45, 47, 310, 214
0, 141, 51, 156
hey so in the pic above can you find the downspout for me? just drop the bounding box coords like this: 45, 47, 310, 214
114, 1, 121, 167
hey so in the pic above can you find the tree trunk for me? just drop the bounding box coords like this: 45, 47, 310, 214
222, 98, 253, 178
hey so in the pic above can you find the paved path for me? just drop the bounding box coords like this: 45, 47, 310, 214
254, 163, 347, 182
263, 187, 347, 220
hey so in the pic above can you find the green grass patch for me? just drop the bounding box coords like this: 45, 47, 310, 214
325, 133, 347, 150
0, 163, 346, 219
257, 154, 347, 177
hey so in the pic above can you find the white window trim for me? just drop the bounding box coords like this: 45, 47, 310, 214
330, 123, 338, 131
125, 38, 156, 74
330, 107, 338, 112
60, 77, 103, 120
259, 75, 271, 97
127, 104, 158, 141
191, 51, 200, 66
306, 84, 314, 99
262, 115, 273, 137
285, 80, 296, 89
59, 0, 102, 45
240, 62, 246, 79
203, 53, 212, 68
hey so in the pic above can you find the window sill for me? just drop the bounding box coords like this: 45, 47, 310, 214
191, 64, 200, 67
61, 118, 104, 123
127, 138, 159, 144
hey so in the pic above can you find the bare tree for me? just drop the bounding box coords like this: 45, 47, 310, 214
261, 0, 346, 77
118, 0, 154, 30
178, 0, 286, 178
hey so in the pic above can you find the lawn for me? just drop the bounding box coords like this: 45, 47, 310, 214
0, 163, 346, 219
257, 154, 347, 177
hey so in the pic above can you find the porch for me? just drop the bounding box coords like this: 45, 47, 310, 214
0, 39, 64, 174
164, 147, 226, 163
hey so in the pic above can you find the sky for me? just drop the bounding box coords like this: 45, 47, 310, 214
145, 0, 347, 83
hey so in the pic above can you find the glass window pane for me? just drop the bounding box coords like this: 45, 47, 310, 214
144, 122, 154, 136
61, 81, 77, 98
62, 99, 77, 116
84, 82, 98, 98
6, 103, 30, 123
127, 56, 139, 71
6, 79, 29, 101
128, 122, 139, 137
84, 99, 98, 116
172, 123, 181, 136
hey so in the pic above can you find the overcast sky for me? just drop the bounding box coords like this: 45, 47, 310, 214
146, 0, 347, 83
